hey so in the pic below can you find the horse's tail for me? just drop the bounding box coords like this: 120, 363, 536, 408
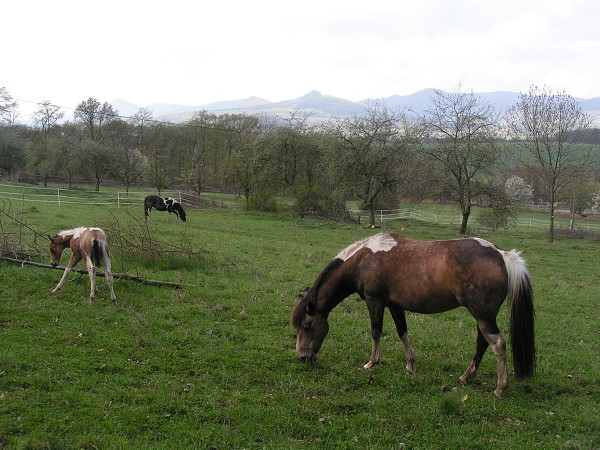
174, 203, 187, 222
91, 239, 104, 268
502, 249, 535, 379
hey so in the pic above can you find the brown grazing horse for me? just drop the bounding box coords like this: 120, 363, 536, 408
291, 233, 535, 397
48, 227, 117, 304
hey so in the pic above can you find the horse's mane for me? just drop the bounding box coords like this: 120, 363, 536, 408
291, 258, 344, 330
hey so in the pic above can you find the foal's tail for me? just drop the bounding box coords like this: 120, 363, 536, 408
502, 249, 536, 379
91, 239, 105, 268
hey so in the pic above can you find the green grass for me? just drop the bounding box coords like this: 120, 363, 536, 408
1, 191, 599, 449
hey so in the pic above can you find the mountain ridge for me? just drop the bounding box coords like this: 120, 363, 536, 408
110, 89, 600, 123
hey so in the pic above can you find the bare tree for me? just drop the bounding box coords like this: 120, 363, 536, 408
74, 98, 119, 142
33, 101, 64, 135
420, 86, 501, 234
327, 101, 407, 227
0, 87, 19, 125
505, 85, 594, 241
129, 108, 154, 146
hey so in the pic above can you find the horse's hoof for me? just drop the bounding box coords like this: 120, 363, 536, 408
363, 360, 380, 369
493, 389, 504, 398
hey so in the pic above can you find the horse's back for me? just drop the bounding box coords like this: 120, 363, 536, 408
353, 235, 508, 313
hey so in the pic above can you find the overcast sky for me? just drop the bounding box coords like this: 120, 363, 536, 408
5, 0, 599, 119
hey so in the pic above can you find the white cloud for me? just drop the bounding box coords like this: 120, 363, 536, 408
4, 0, 600, 120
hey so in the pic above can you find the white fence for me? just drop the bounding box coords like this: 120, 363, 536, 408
0, 183, 234, 208
349, 208, 600, 231
2, 183, 599, 231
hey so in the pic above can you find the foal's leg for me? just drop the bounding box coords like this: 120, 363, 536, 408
85, 255, 97, 304
388, 305, 416, 373
102, 253, 117, 304
51, 254, 81, 294
364, 298, 385, 369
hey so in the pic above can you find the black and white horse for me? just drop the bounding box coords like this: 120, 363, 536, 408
144, 195, 187, 222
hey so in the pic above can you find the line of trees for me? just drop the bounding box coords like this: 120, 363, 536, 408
1, 85, 598, 240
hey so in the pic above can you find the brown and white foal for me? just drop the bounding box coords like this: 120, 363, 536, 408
48, 227, 117, 304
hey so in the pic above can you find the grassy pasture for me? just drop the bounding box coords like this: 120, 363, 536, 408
0, 190, 599, 449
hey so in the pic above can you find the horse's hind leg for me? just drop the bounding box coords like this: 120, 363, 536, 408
103, 254, 117, 304
85, 256, 97, 304
462, 319, 507, 397
389, 305, 415, 373
364, 297, 385, 369
459, 327, 489, 385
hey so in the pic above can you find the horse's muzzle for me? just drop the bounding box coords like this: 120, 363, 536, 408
51, 261, 58, 268
297, 354, 317, 363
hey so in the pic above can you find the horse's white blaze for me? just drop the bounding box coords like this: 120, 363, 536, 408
335, 233, 397, 261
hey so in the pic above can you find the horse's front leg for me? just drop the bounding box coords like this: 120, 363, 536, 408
51, 254, 80, 294
364, 297, 385, 369
388, 305, 416, 374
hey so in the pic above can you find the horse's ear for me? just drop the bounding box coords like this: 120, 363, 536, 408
48, 235, 54, 242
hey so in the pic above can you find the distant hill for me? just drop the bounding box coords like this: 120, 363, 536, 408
111, 89, 600, 124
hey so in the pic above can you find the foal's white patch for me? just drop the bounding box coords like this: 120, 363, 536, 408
335, 233, 397, 261
58, 226, 102, 240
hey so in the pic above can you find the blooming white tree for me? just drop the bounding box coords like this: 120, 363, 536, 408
505, 176, 534, 206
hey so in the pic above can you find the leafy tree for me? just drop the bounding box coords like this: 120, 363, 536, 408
506, 85, 595, 241
0, 125, 27, 175
182, 111, 220, 195
55, 123, 83, 188
225, 114, 278, 208
79, 140, 119, 191
27, 133, 57, 186
420, 86, 501, 234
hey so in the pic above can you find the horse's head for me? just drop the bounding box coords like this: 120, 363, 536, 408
291, 295, 329, 362
48, 235, 65, 267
